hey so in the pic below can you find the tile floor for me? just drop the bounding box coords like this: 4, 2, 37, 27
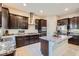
15, 42, 42, 56
15, 42, 79, 56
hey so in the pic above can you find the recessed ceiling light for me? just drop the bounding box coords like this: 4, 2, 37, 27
64, 8, 69, 11
23, 3, 27, 6
40, 10, 43, 13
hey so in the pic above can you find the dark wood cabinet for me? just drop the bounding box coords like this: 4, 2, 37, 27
68, 36, 79, 45
35, 19, 39, 29
69, 17, 79, 29
40, 39, 49, 56
16, 35, 39, 48
8, 14, 28, 29
77, 17, 79, 29
57, 18, 69, 26
0, 4, 2, 27
9, 14, 18, 29
18, 16, 28, 29
0, 12, 2, 27
16, 36, 30, 48
35, 19, 47, 29
35, 19, 47, 36
29, 35, 39, 44
2, 7, 9, 28
41, 19, 47, 27
70, 17, 77, 29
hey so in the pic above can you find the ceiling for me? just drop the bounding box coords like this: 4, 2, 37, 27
3, 3, 79, 17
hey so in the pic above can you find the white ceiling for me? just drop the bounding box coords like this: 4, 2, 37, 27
3, 3, 79, 17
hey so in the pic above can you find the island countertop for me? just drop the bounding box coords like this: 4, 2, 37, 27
40, 35, 72, 56
40, 35, 72, 43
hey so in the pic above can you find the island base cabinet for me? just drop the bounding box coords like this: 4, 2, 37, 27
40, 39, 49, 56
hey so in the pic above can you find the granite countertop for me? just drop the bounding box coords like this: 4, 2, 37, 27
40, 35, 72, 43
2, 33, 40, 38
0, 35, 16, 56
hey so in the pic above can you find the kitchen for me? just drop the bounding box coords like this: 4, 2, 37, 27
0, 3, 79, 56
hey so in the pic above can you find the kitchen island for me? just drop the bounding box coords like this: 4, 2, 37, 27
40, 35, 72, 56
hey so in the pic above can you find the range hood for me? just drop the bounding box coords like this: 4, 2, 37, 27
29, 12, 35, 25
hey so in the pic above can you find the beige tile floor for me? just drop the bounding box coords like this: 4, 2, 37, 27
15, 42, 42, 56
15, 42, 79, 56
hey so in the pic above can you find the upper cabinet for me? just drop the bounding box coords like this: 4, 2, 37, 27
58, 17, 79, 29
35, 19, 47, 29
70, 17, 79, 29
0, 4, 2, 27
41, 19, 47, 27
57, 18, 69, 26
18, 16, 28, 29
8, 14, 18, 29
35, 19, 39, 29
8, 14, 28, 29
77, 17, 79, 29
2, 7, 9, 29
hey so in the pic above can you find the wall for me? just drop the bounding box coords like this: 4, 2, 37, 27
59, 11, 79, 19
1, 5, 46, 34
47, 16, 59, 36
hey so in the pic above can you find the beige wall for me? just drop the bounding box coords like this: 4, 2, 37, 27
47, 16, 59, 36
59, 12, 79, 19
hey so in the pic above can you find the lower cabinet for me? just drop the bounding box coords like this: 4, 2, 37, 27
16, 36, 28, 48
68, 36, 79, 45
29, 35, 39, 44
16, 35, 39, 48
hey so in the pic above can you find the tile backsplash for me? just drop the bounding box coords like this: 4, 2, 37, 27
69, 29, 79, 34
0, 29, 38, 35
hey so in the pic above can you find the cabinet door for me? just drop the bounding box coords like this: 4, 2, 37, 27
35, 19, 39, 29
9, 14, 18, 29
17, 16, 23, 29
0, 4, 2, 27
23, 17, 28, 29
2, 7, 9, 28
17, 16, 28, 29
0, 12, 1, 27
25, 36, 30, 45
16, 36, 26, 48
58, 18, 69, 25
70, 17, 77, 29
77, 17, 79, 29
41, 19, 47, 27
29, 35, 39, 44
29, 35, 35, 44
9, 14, 28, 29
